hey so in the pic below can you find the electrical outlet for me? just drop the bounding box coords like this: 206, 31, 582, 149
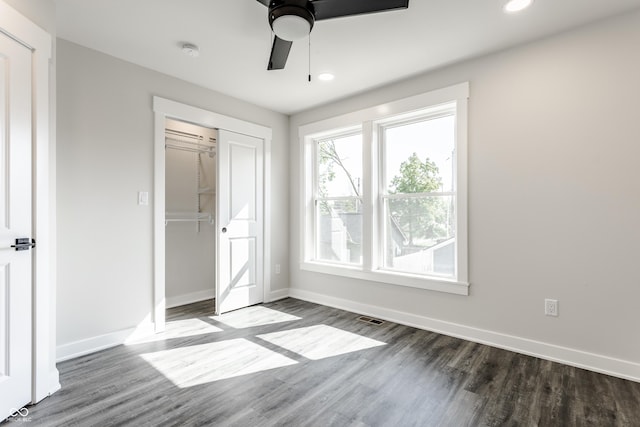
275, 264, 281, 274
545, 299, 558, 317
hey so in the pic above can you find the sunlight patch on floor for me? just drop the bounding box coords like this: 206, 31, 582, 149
140, 338, 297, 387
127, 318, 223, 344
213, 306, 301, 329
257, 324, 386, 360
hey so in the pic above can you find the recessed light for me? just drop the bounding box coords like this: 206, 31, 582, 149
181, 43, 200, 57
504, 0, 534, 13
318, 73, 335, 81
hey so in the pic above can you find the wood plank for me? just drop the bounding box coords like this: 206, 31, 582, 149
20, 298, 640, 426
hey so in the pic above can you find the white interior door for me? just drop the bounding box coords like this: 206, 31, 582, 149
216, 130, 263, 314
0, 32, 34, 419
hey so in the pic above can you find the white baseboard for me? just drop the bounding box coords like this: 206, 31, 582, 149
268, 288, 290, 302
166, 289, 215, 309
56, 287, 639, 383
55, 287, 278, 362
288, 288, 640, 383
56, 321, 155, 363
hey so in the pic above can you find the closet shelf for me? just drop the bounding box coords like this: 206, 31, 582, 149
165, 136, 216, 157
165, 212, 214, 226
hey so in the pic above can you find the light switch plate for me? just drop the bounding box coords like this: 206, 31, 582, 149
138, 191, 149, 206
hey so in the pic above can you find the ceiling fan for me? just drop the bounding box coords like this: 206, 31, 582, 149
255, 0, 410, 70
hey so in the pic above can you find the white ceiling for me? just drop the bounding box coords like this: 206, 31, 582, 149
54, 0, 640, 115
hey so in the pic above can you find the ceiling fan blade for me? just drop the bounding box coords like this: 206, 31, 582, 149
313, 0, 409, 21
267, 36, 293, 70
255, 0, 270, 6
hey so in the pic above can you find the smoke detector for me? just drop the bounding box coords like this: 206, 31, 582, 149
181, 43, 200, 57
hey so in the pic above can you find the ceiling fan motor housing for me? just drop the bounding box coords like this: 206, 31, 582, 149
269, 1, 315, 40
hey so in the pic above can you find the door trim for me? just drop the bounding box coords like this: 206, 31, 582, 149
0, 2, 59, 402
152, 97, 273, 331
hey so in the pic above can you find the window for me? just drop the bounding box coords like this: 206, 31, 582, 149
314, 131, 363, 265
300, 83, 469, 295
380, 111, 456, 277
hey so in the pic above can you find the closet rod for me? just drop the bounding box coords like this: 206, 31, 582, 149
165, 212, 214, 226
165, 217, 214, 225
165, 138, 215, 150
165, 128, 216, 142
165, 143, 217, 156
165, 136, 216, 147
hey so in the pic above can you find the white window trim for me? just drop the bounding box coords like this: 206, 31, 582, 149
299, 83, 469, 296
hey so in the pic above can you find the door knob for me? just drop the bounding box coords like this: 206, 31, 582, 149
10, 238, 36, 251
221, 227, 227, 233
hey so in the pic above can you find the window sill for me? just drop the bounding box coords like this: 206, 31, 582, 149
300, 261, 469, 296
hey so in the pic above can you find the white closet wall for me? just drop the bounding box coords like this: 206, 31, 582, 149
165, 118, 217, 307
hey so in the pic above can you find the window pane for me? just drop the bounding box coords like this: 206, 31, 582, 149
317, 133, 362, 197
384, 196, 455, 276
384, 115, 455, 193
316, 199, 362, 265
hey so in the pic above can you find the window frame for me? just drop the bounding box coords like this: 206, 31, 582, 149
300, 83, 469, 296
377, 107, 458, 278
313, 129, 364, 266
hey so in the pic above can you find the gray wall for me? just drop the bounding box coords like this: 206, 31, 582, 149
30, 0, 640, 372
289, 11, 640, 365
56, 39, 289, 346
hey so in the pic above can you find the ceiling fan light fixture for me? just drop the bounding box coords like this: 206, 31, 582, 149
269, 5, 314, 41
272, 15, 311, 41
504, 0, 534, 13
259, 0, 409, 70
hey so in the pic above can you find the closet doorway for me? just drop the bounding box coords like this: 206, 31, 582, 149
164, 119, 217, 309
153, 97, 272, 332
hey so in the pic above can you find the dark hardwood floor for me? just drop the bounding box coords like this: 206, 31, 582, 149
12, 298, 640, 426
